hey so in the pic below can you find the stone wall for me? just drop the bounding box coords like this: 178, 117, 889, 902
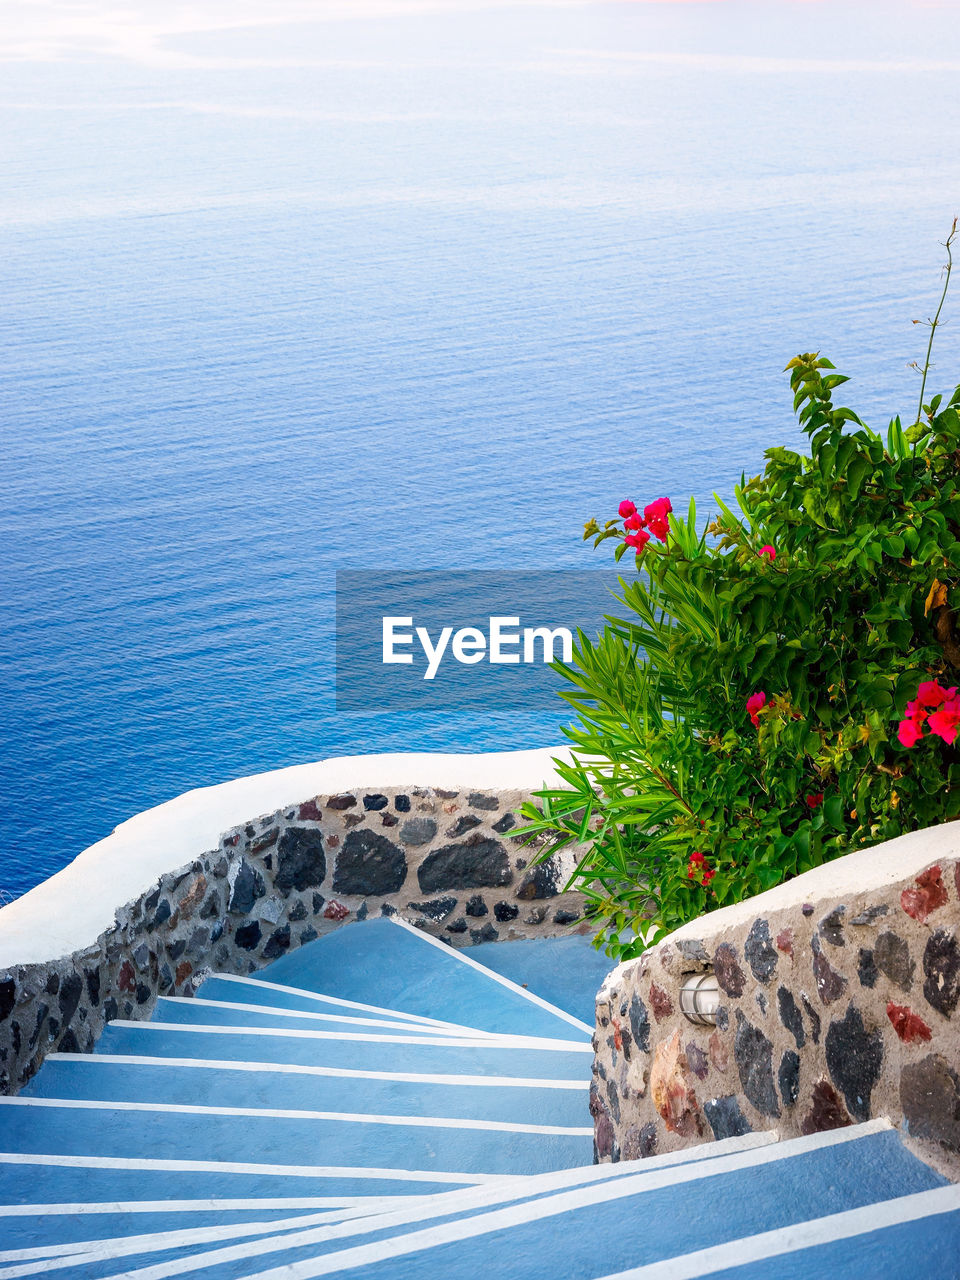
592, 825, 960, 1179
0, 783, 587, 1094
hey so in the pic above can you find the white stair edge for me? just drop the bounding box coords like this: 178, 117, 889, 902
389, 918, 594, 1036
0, 1205, 381, 1272
152, 997, 510, 1039
40, 1053, 592, 1091
97, 1020, 594, 1054
0, 1152, 502, 1186
200, 974, 507, 1038
597, 1182, 960, 1280
0, 1095, 594, 1138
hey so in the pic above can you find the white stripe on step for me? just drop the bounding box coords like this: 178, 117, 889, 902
0, 1152, 502, 1185
156, 997, 501, 1038
389, 917, 594, 1035
0, 1198, 429, 1216
596, 1183, 960, 1280
0, 1095, 593, 1137
101, 1020, 594, 1052
0, 1203, 398, 1272
43, 1052, 591, 1090
148, 1120, 891, 1280
0, 1209, 351, 1268
202, 973, 484, 1034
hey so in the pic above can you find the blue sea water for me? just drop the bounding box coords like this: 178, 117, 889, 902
1, 1, 959, 897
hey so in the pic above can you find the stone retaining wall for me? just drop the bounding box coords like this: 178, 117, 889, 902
0, 783, 587, 1094
592, 824, 960, 1180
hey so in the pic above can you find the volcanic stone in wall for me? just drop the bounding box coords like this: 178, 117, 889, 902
714, 943, 745, 998
777, 987, 805, 1050
874, 931, 915, 992
417, 838, 511, 894
515, 861, 560, 900
900, 1054, 960, 1153
275, 829, 326, 894
922, 929, 960, 1017
779, 1050, 801, 1107
399, 818, 437, 847
824, 1004, 883, 1123
409, 897, 458, 922
734, 1011, 780, 1117
801, 1079, 851, 1134
703, 1095, 753, 1141
744, 919, 778, 983
229, 861, 266, 913
334, 830, 407, 896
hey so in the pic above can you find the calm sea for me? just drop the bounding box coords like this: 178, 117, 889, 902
1, 1, 959, 897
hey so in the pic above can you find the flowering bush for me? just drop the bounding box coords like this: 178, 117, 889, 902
519, 230, 960, 959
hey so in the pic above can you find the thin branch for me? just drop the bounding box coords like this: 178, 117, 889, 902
914, 216, 958, 427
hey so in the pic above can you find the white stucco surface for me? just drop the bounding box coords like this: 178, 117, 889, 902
667, 819, 960, 944
0, 748, 572, 970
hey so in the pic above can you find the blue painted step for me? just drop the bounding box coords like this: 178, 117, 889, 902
679, 1186, 960, 1280
0, 1096, 594, 1177
469, 935, 613, 1026
194, 975, 500, 1038
253, 919, 591, 1041
23, 1055, 591, 1127
91, 1021, 593, 1079
143, 996, 510, 1039
0, 1152, 484, 1205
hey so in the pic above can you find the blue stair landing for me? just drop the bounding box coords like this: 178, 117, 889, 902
0, 917, 955, 1278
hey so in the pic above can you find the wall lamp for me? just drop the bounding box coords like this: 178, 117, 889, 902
679, 971, 719, 1026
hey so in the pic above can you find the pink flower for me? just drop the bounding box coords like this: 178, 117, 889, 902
624, 513, 645, 531
897, 718, 924, 748
759, 544, 776, 561
917, 680, 957, 709
805, 792, 824, 809
643, 497, 672, 543
928, 698, 960, 745
624, 530, 651, 552
618, 499, 637, 519
904, 698, 927, 726
746, 690, 767, 727
688, 851, 705, 865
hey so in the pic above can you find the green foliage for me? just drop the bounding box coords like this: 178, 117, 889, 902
520, 234, 960, 960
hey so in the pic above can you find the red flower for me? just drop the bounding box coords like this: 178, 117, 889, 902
624, 531, 651, 552
687, 851, 714, 885
897, 718, 924, 748
624, 513, 645, 531
758, 544, 776, 561
928, 698, 960, 745
746, 690, 767, 726
618, 499, 637, 519
805, 792, 824, 809
643, 497, 672, 543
